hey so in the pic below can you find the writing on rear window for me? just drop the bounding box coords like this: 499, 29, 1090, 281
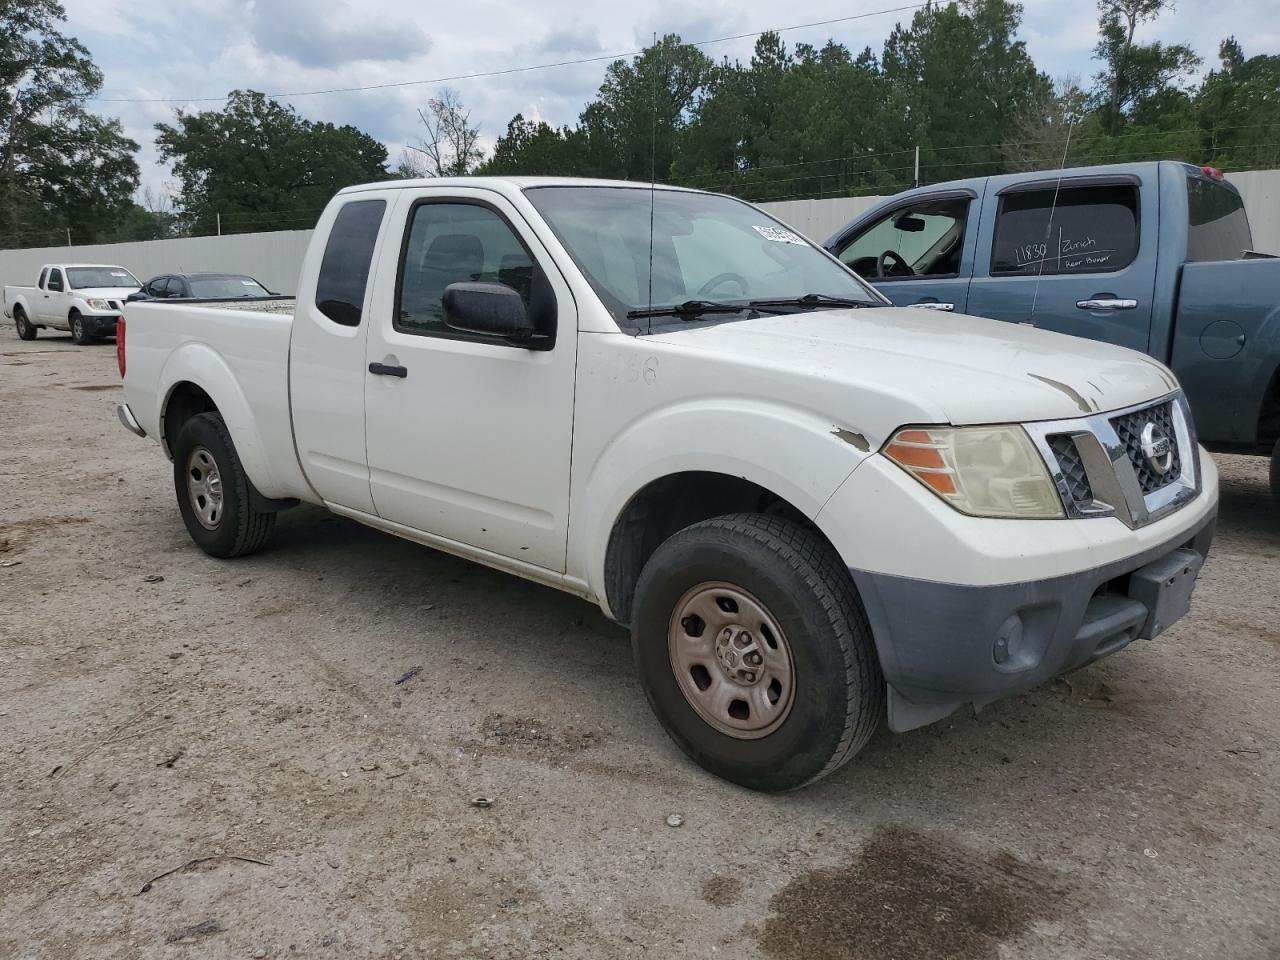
992, 184, 1138, 276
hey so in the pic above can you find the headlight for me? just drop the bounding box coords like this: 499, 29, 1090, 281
85, 298, 111, 311
884, 425, 1063, 519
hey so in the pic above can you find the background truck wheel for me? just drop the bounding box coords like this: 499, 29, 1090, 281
631, 513, 884, 792
172, 412, 275, 558
1271, 440, 1280, 507
13, 307, 35, 340
69, 311, 91, 345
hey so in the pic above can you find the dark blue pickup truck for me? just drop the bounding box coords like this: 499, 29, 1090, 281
825, 161, 1280, 502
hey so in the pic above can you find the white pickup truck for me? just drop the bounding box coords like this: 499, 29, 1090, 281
117, 177, 1218, 791
4, 263, 141, 344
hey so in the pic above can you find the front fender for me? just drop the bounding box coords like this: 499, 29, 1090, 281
157, 342, 285, 498
571, 396, 875, 612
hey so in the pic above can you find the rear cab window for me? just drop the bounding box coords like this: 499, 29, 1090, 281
315, 199, 387, 326
991, 184, 1139, 275
1186, 176, 1252, 262
37, 268, 47, 288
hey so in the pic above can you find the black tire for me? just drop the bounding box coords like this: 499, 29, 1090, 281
69, 311, 91, 345
171, 412, 275, 558
13, 307, 35, 341
1271, 439, 1280, 508
631, 514, 884, 792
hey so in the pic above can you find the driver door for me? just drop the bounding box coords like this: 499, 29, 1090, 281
827, 190, 981, 314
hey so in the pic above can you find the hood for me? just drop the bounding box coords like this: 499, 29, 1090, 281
74, 286, 140, 300
648, 307, 1177, 429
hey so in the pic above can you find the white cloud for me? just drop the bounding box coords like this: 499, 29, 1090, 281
56, 0, 1280, 199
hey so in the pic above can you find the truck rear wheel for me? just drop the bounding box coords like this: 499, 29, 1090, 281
631, 514, 884, 792
172, 412, 275, 558
69, 311, 91, 345
13, 307, 36, 341
1271, 440, 1280, 507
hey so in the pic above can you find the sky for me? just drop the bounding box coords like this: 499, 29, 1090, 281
62, 0, 1280, 201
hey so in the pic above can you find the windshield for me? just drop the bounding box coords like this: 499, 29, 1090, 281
189, 276, 270, 298
524, 186, 884, 327
66, 266, 139, 289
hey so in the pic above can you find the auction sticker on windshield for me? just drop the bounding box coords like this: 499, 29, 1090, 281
753, 225, 806, 245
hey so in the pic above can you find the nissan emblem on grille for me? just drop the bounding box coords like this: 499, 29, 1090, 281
1139, 421, 1173, 476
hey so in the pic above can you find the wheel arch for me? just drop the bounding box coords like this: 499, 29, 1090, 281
157, 343, 284, 497
1256, 361, 1280, 453
600, 470, 852, 625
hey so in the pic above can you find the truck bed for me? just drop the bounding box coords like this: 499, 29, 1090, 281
120, 298, 308, 500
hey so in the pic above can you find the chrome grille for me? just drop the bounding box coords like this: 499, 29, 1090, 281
1025, 392, 1199, 530
1048, 434, 1093, 503
1110, 401, 1182, 494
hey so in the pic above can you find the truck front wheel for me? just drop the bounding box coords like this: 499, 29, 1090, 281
13, 307, 35, 341
69, 311, 91, 345
631, 514, 884, 792
172, 412, 276, 558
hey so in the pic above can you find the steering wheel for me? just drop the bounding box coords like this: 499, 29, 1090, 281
877, 250, 915, 279
697, 272, 749, 298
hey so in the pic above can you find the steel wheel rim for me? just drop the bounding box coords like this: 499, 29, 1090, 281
70, 316, 81, 339
16, 313, 30, 336
667, 581, 796, 740
186, 446, 224, 530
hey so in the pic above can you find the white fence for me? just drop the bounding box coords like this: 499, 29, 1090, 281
1, 169, 1276, 294
0, 229, 313, 295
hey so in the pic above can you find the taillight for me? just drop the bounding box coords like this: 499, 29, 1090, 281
1201, 165, 1225, 181
116, 317, 126, 378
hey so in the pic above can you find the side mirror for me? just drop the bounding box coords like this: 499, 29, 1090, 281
442, 281, 536, 343
894, 214, 926, 233
126, 291, 145, 302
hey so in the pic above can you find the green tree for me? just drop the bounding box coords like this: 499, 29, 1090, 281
1195, 38, 1280, 170
156, 90, 389, 234
0, 0, 140, 248
478, 114, 591, 175
883, 0, 1051, 182
1092, 0, 1200, 132
577, 35, 714, 180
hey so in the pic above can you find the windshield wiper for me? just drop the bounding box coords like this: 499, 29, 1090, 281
626, 299, 752, 321
748, 293, 877, 312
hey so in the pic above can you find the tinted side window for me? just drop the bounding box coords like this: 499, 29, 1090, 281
1186, 177, 1252, 262
37, 268, 47, 287
315, 199, 386, 327
47, 268, 63, 290
992, 185, 1138, 276
147, 278, 167, 297
396, 202, 538, 338
837, 196, 970, 280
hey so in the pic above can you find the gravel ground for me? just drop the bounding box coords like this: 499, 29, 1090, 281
1, 324, 1277, 960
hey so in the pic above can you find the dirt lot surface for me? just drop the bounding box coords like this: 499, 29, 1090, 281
2, 325, 1278, 960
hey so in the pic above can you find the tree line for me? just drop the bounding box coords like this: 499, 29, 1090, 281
2, 0, 1278, 249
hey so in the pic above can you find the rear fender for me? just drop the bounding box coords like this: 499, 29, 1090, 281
158, 342, 282, 497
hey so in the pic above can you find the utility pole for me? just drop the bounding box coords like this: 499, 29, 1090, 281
216, 213, 221, 237
913, 145, 920, 188
66, 227, 71, 247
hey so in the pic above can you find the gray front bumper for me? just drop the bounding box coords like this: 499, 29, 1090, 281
851, 509, 1217, 732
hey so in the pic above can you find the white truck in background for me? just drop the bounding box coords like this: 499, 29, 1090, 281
4, 263, 141, 344
116, 177, 1218, 792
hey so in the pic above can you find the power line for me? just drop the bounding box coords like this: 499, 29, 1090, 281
89, 2, 931, 104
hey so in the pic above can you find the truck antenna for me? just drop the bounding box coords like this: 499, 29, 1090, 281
645, 31, 658, 337
1028, 120, 1076, 327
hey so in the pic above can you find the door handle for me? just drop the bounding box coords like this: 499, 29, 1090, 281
368, 362, 408, 378
1076, 298, 1137, 311
909, 301, 955, 311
